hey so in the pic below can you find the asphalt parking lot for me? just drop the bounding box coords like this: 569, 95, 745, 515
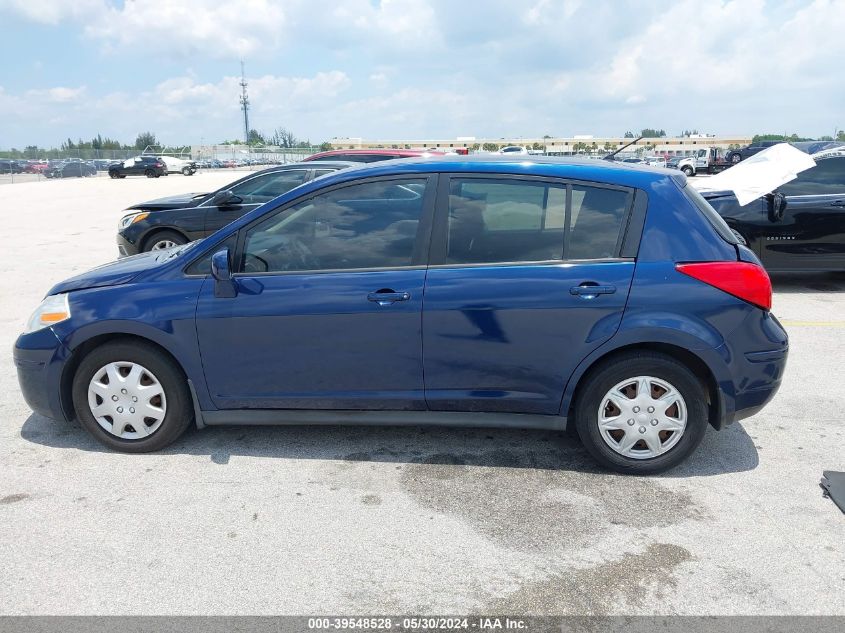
0, 175, 843, 615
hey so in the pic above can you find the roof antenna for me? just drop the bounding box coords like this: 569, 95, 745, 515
604, 136, 643, 161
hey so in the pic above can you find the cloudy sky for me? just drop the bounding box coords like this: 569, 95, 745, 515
0, 0, 842, 148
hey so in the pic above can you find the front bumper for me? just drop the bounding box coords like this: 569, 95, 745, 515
13, 328, 72, 422
116, 232, 140, 258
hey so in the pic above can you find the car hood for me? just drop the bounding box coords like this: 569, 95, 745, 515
128, 192, 208, 211
692, 143, 815, 206
47, 249, 181, 295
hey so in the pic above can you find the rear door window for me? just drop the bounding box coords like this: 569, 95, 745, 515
442, 178, 631, 264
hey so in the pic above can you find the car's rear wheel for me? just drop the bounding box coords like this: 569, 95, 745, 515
71, 340, 193, 452
144, 230, 187, 252
145, 169, 155, 178
574, 352, 709, 474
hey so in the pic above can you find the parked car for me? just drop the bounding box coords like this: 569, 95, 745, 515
497, 145, 529, 155
44, 161, 97, 179
108, 156, 167, 179
0, 159, 24, 174
24, 160, 49, 174
116, 161, 355, 255
726, 140, 780, 164
644, 156, 667, 168
700, 151, 845, 272
16, 156, 787, 474
304, 149, 445, 163
154, 155, 197, 176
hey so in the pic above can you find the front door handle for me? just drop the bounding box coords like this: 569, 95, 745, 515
570, 283, 617, 297
830, 200, 845, 208
367, 289, 411, 306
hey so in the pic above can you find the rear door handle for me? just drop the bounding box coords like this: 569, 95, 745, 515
830, 200, 845, 208
367, 290, 411, 306
570, 284, 617, 297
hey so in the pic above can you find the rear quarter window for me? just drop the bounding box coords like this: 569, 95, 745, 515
685, 185, 739, 244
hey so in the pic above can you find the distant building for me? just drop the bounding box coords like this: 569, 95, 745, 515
327, 135, 752, 156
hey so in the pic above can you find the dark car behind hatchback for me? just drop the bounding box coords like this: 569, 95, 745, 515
116, 161, 355, 255
14, 157, 787, 474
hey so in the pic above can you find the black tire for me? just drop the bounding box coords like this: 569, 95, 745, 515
145, 169, 155, 178
142, 229, 188, 252
71, 340, 193, 453
109, 171, 119, 179
573, 351, 709, 475
681, 165, 694, 177
729, 153, 742, 164
181, 166, 193, 176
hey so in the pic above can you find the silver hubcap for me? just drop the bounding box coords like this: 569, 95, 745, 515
87, 362, 167, 439
597, 375, 687, 459
151, 239, 177, 250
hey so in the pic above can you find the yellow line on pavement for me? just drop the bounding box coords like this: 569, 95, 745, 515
780, 320, 845, 327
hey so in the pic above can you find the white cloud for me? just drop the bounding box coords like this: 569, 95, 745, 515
0, 0, 103, 25
1, 0, 844, 144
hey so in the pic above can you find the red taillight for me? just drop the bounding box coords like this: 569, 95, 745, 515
676, 261, 772, 310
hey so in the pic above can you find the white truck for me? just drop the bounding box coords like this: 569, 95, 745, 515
669, 147, 732, 177
148, 154, 197, 176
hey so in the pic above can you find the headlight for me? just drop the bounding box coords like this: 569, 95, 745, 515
24, 294, 71, 334
118, 212, 149, 229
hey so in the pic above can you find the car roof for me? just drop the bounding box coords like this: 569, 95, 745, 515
312, 155, 685, 189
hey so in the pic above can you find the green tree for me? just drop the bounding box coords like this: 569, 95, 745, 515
640, 128, 666, 138
836, 130, 845, 141
482, 142, 500, 152
247, 129, 266, 145
318, 141, 333, 152
623, 131, 635, 138
269, 127, 298, 148
134, 132, 158, 150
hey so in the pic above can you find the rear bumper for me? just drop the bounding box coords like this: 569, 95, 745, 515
13, 329, 72, 422
719, 312, 789, 426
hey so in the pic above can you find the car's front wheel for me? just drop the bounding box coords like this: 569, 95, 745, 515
681, 165, 694, 177
574, 352, 708, 474
71, 340, 193, 452
143, 230, 188, 252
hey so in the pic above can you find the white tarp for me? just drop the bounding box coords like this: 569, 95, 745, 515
691, 143, 816, 206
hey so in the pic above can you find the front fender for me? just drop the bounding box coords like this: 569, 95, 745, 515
51, 279, 214, 410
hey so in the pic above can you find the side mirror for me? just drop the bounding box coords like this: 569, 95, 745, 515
768, 192, 787, 222
210, 189, 242, 206
211, 248, 237, 298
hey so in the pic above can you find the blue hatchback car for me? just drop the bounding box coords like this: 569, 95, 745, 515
14, 157, 788, 474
